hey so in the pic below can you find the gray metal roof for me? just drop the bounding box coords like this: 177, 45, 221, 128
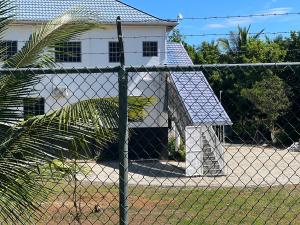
167, 42, 193, 65
167, 42, 232, 125
12, 0, 176, 25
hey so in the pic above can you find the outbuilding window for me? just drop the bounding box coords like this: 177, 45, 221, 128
55, 42, 81, 63
143, 41, 158, 57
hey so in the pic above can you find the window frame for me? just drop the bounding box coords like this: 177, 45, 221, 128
143, 41, 158, 57
0, 40, 18, 60
108, 41, 121, 63
55, 41, 82, 63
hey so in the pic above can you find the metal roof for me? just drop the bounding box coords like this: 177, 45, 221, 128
12, 0, 177, 25
167, 42, 232, 125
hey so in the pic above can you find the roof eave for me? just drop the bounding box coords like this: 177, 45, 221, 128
11, 19, 179, 27
192, 121, 233, 126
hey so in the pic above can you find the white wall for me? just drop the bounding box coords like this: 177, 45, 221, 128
4, 24, 167, 67
5, 24, 169, 128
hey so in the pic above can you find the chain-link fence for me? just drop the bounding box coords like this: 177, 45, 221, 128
1, 63, 300, 225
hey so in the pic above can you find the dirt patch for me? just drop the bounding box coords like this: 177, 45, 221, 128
38, 186, 173, 225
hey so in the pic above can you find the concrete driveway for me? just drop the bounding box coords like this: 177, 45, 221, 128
77, 145, 300, 187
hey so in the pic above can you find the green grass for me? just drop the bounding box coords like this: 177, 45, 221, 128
39, 183, 300, 225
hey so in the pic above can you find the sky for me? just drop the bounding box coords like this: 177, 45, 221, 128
122, 0, 300, 45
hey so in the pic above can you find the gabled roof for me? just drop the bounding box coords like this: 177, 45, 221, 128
167, 42, 232, 126
12, 0, 177, 26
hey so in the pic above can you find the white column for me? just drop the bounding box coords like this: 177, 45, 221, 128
185, 126, 203, 176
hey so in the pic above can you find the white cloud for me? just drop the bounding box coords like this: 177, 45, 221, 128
205, 7, 293, 30
205, 17, 252, 30
262, 7, 292, 15
206, 23, 226, 29
227, 17, 253, 26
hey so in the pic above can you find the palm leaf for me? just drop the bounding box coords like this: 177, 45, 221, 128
0, 0, 14, 39
0, 96, 151, 223
0, 9, 101, 124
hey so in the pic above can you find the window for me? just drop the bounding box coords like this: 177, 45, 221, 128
143, 41, 158, 57
55, 42, 81, 62
0, 41, 18, 60
23, 97, 45, 119
109, 42, 120, 63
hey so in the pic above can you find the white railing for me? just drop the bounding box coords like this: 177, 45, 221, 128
213, 125, 225, 143
203, 126, 225, 173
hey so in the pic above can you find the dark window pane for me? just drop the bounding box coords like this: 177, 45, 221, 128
0, 41, 18, 60
109, 42, 120, 63
143, 41, 158, 57
55, 42, 81, 63
23, 97, 45, 119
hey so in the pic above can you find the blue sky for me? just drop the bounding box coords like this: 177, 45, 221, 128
123, 0, 300, 45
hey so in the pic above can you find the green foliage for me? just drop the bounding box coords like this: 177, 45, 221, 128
47, 159, 91, 177
175, 25, 298, 144
168, 28, 185, 43
241, 75, 290, 124
242, 39, 286, 63
167, 136, 185, 162
197, 41, 221, 64
241, 75, 291, 141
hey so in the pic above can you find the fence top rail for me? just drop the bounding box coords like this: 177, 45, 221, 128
0, 67, 121, 75
0, 62, 300, 74
125, 62, 300, 72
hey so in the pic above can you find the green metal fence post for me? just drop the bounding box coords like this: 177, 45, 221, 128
117, 16, 129, 225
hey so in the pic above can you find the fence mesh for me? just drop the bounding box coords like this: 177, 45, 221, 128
0, 63, 299, 225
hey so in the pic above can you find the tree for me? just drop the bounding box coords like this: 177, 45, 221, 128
218, 25, 264, 63
168, 28, 185, 43
273, 32, 300, 143
241, 75, 291, 143
197, 41, 221, 64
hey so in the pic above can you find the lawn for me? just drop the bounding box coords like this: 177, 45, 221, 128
38, 182, 300, 225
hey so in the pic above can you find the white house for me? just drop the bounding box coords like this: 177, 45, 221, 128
3, 0, 232, 176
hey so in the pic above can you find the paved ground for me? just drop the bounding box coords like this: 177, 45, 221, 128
77, 145, 300, 187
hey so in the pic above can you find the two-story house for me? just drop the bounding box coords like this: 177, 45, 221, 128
4, 0, 232, 176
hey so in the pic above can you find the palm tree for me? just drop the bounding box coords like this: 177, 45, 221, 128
0, 1, 150, 223
218, 25, 264, 57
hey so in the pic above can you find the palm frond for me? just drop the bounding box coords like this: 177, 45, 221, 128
0, 99, 117, 224
1, 96, 153, 160
0, 0, 14, 39
0, 96, 151, 223
0, 9, 101, 124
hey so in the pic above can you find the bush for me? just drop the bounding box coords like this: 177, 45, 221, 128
167, 136, 186, 162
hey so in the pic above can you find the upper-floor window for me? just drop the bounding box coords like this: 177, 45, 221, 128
109, 42, 120, 63
143, 41, 158, 57
0, 41, 18, 60
55, 42, 81, 63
